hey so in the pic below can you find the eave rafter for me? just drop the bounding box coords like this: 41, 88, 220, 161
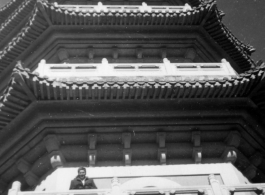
0, 0, 24, 25
0, 0, 36, 47
0, 1, 48, 73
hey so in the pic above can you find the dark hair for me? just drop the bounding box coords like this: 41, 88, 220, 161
78, 167, 86, 173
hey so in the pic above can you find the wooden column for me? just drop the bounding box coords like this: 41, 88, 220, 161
157, 132, 167, 165
122, 133, 132, 166
160, 47, 167, 58
250, 152, 263, 167
44, 135, 65, 168
192, 131, 202, 163
136, 47, 143, 62
16, 159, 39, 187
87, 47, 95, 62
185, 48, 197, 62
243, 165, 257, 180
57, 48, 69, 63
222, 131, 240, 163
88, 134, 97, 166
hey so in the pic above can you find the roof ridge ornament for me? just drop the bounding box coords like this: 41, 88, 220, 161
15, 60, 23, 70
95, 2, 108, 13
140, 2, 151, 13
183, 3, 192, 12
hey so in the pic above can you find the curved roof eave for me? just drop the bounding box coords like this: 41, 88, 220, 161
0, 61, 264, 131
203, 5, 255, 71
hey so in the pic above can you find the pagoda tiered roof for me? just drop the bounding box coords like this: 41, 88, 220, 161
0, 1, 265, 194
0, 62, 264, 131
0, 0, 257, 76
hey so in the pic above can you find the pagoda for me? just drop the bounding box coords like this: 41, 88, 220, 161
0, 0, 265, 195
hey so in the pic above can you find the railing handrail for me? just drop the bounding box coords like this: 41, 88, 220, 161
19, 189, 109, 195
18, 187, 211, 194
46, 62, 224, 66
221, 184, 265, 192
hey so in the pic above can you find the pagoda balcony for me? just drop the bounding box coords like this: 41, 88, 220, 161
36, 59, 237, 79
8, 178, 265, 195
53, 2, 192, 13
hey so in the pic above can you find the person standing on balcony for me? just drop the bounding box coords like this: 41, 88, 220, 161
69, 167, 97, 190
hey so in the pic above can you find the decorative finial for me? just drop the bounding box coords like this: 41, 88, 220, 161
15, 61, 23, 69
163, 58, 170, 64
183, 3, 192, 12
111, 177, 120, 184
102, 58, 108, 65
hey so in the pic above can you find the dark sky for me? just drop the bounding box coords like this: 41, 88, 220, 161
0, 0, 264, 62
217, 0, 265, 63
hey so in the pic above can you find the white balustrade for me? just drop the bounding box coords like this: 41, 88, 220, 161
7, 180, 265, 195
54, 2, 188, 13
36, 58, 237, 79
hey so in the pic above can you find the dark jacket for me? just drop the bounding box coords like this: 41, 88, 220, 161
69, 176, 97, 190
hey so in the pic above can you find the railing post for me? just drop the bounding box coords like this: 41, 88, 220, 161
95, 2, 107, 12
221, 59, 235, 75
8, 181, 21, 195
140, 2, 151, 12
88, 134, 97, 167
163, 58, 171, 76
183, 3, 192, 11
208, 174, 223, 195
122, 133, 132, 166
102, 58, 110, 76
111, 177, 123, 195
38, 59, 46, 77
